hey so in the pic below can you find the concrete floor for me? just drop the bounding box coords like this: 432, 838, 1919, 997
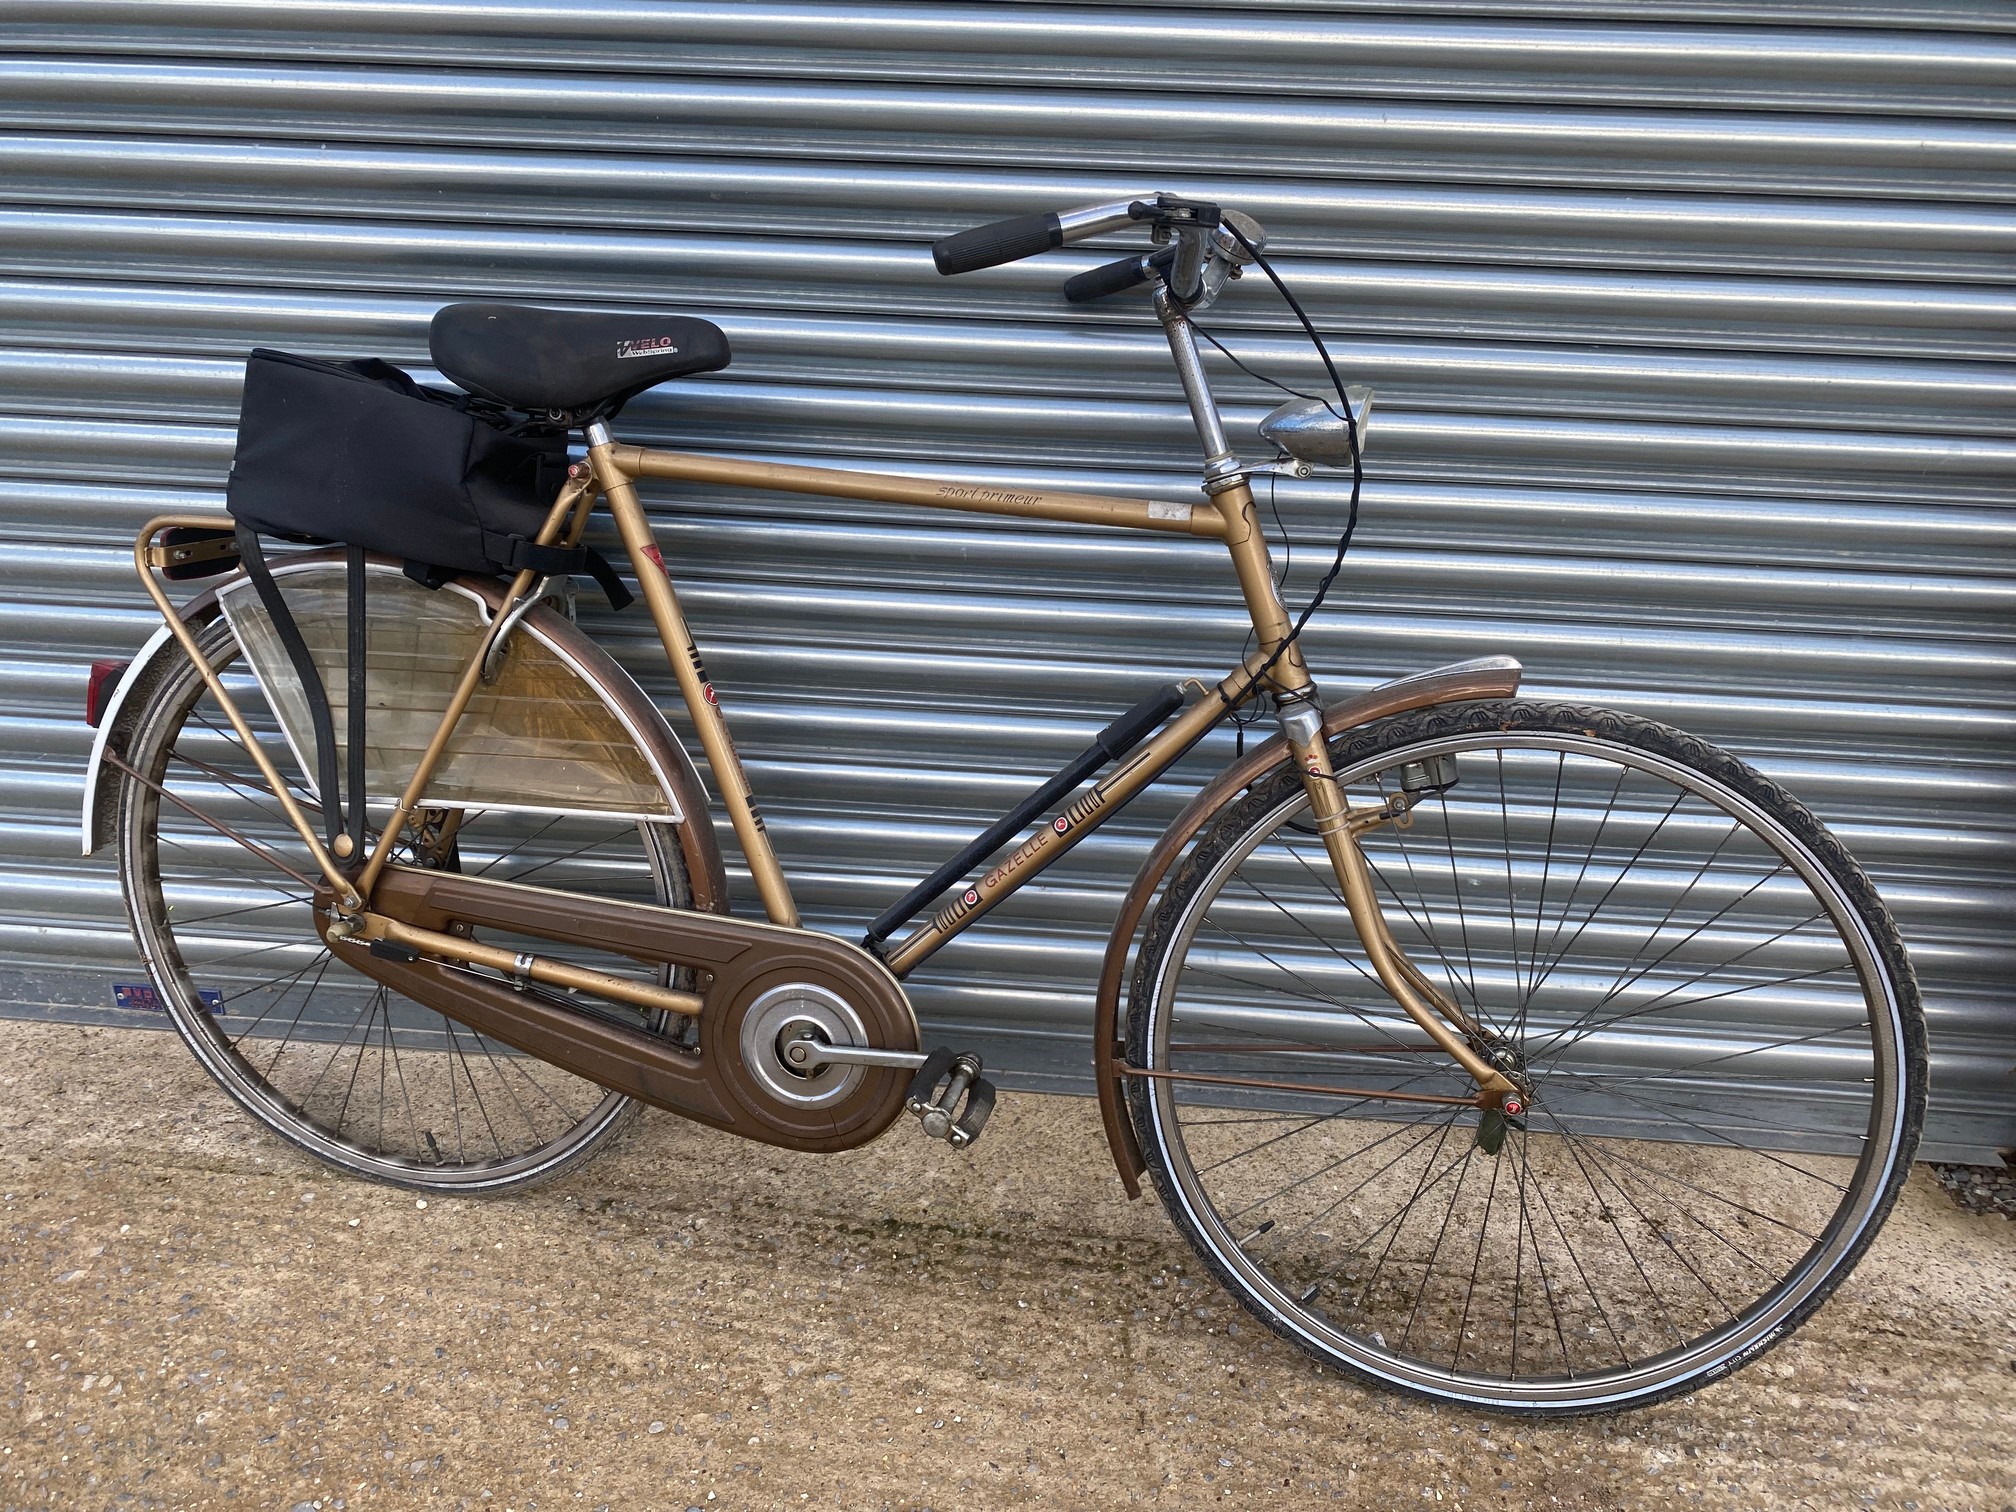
2, 1020, 2011, 1511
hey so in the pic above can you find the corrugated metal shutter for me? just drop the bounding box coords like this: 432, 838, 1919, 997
2, 1, 2009, 1159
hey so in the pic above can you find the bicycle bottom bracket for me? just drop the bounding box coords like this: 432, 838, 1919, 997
739, 982, 869, 1109
904, 1048, 997, 1149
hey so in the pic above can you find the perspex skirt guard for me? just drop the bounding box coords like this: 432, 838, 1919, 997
217, 561, 680, 823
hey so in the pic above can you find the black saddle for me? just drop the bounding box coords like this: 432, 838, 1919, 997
429, 302, 731, 417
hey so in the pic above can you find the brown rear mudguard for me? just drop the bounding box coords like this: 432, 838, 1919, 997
1094, 656, 1524, 1196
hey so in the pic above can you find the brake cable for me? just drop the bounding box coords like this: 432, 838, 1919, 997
1214, 221, 1364, 725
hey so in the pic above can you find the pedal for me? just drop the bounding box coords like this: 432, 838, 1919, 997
904, 1048, 998, 1150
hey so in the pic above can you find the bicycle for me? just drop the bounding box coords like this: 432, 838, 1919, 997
82, 193, 1927, 1415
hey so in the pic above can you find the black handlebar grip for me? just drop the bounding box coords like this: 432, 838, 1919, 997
1063, 252, 1157, 303
932, 211, 1064, 275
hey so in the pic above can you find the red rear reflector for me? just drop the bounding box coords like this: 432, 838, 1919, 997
86, 659, 129, 727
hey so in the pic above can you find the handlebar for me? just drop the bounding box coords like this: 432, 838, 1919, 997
931, 199, 1148, 275
1062, 248, 1172, 304
931, 196, 1267, 310
931, 211, 1065, 276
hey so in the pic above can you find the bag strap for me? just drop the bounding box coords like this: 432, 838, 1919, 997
339, 356, 439, 405
234, 524, 344, 846
484, 532, 583, 577
480, 532, 635, 612
345, 544, 368, 858
581, 547, 635, 612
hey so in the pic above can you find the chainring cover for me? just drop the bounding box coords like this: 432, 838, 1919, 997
332, 865, 919, 1152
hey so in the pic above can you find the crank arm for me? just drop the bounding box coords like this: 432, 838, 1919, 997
781, 1040, 929, 1071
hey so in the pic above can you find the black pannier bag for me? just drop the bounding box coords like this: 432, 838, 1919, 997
225, 348, 575, 578
220, 348, 626, 854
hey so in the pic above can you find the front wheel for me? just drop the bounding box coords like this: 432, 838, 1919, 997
1126, 700, 1925, 1414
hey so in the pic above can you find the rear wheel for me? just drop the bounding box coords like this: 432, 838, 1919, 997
1127, 700, 1924, 1413
117, 609, 695, 1194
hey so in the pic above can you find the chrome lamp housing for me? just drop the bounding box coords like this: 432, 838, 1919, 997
1258, 387, 1375, 475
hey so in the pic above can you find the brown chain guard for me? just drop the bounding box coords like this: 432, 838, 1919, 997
321, 866, 918, 1153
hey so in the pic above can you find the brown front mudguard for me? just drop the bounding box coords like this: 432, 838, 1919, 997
1094, 656, 1524, 1196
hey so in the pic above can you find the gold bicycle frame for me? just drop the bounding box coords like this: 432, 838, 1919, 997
131, 307, 1514, 1104
590, 440, 1509, 1100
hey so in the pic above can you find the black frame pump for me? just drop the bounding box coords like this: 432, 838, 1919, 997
863, 683, 1186, 949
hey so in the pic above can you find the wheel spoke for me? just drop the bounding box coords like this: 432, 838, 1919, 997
1537, 1071, 1848, 1194
1195, 913, 1429, 1055
1372, 776, 1491, 1027
1564, 1017, 1873, 1085
1224, 1113, 1443, 1232
1523, 784, 1691, 1009
1521, 752, 1568, 1045
253, 953, 337, 1081
1525, 1146, 1631, 1367
1452, 1137, 1504, 1372
1188, 1070, 1445, 1178
1229, 869, 1403, 1002
1343, 1119, 1472, 1322
1530, 928, 1841, 1066
1539, 1108, 1694, 1348
1574, 814, 1753, 1020
1495, 748, 1527, 1010
1400, 1122, 1473, 1352
1350, 845, 1505, 1039
1523, 762, 1631, 1006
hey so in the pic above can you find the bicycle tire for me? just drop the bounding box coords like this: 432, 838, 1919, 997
1127, 699, 1926, 1414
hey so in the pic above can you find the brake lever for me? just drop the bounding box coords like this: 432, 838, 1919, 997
1128, 193, 1224, 230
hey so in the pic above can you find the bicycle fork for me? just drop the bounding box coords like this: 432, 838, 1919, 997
1217, 505, 1521, 1116
1280, 710, 1523, 1113
1161, 291, 1521, 1119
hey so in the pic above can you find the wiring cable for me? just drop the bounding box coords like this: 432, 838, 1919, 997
1191, 322, 1324, 409
1214, 222, 1364, 718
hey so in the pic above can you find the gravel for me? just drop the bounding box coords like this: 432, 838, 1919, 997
1931, 1157, 2016, 1218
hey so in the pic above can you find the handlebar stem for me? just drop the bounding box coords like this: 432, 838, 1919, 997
1155, 288, 1246, 492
